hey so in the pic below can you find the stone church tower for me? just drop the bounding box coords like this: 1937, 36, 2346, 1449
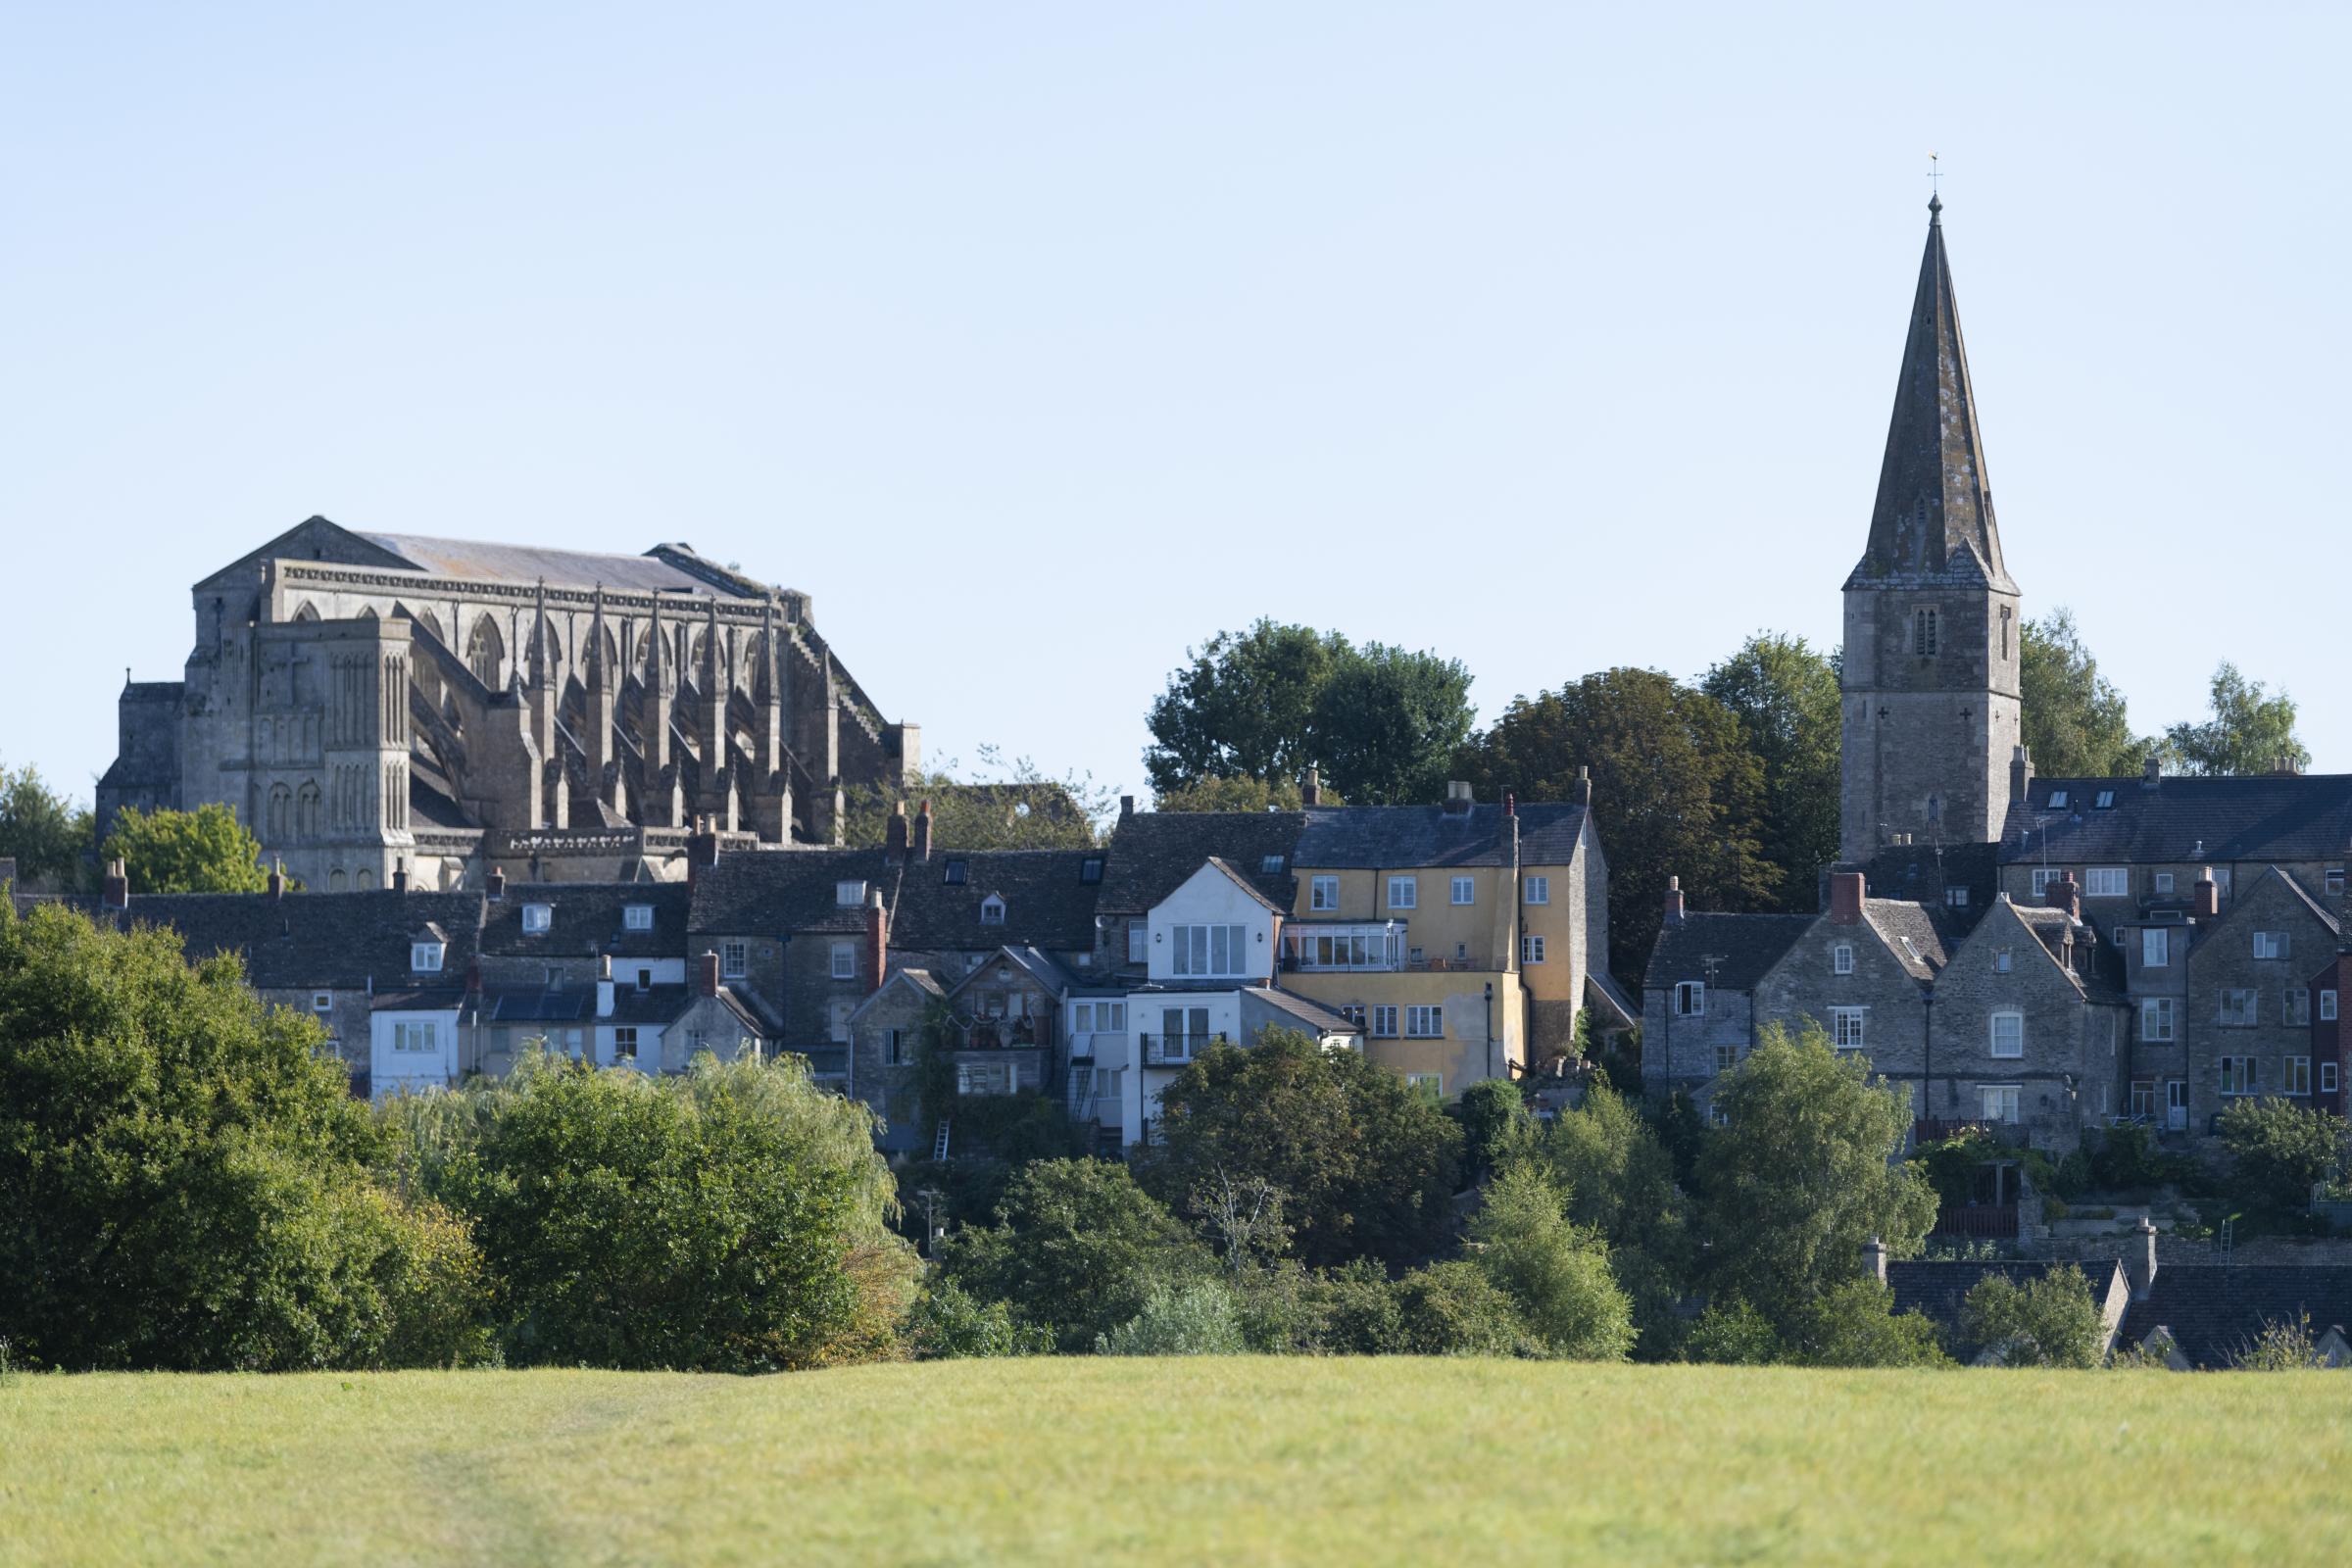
1838, 196, 2023, 863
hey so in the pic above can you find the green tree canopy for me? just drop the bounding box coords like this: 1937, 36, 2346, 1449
2019, 609, 2148, 776
1465, 1165, 1636, 1360
1961, 1264, 2104, 1368
0, 760, 94, 892
1699, 633, 1841, 910
1152, 774, 1337, 813
0, 902, 484, 1370
101, 803, 270, 894
843, 746, 1114, 851
938, 1156, 1212, 1352
2216, 1099, 2348, 1215
1144, 620, 1476, 806
1456, 667, 1777, 978
2160, 662, 2310, 777
1499, 1083, 1689, 1349
1144, 1028, 1463, 1268
1693, 1024, 1936, 1340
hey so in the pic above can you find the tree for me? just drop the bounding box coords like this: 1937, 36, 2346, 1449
1457, 667, 1776, 979
904, 1278, 1053, 1358
2160, 662, 2309, 777
1095, 1280, 1249, 1355
1700, 634, 1841, 910
1502, 1084, 1689, 1349
1307, 642, 1477, 806
1465, 1166, 1636, 1360
0, 901, 486, 1370
938, 1157, 1212, 1352
411, 1053, 914, 1372
1788, 1279, 1950, 1368
2217, 1099, 2348, 1215
1456, 1079, 1530, 1186
1145, 1028, 1462, 1268
1144, 621, 1477, 806
843, 746, 1115, 851
1683, 1298, 1782, 1364
2018, 609, 2148, 777
1692, 1024, 1937, 1341
100, 803, 270, 894
0, 760, 93, 892
1152, 775, 1337, 813
1961, 1264, 2104, 1368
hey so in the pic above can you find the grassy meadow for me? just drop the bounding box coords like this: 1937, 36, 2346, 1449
2, 1357, 2343, 1566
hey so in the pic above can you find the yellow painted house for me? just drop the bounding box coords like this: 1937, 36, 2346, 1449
1276, 779, 1628, 1099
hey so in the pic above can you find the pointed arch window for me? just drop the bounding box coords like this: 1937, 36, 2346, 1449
1913, 607, 1939, 657
297, 781, 322, 839
267, 783, 292, 841
466, 615, 505, 688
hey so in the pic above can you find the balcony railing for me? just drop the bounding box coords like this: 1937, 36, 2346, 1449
1141, 1032, 1222, 1067
1931, 1203, 2020, 1240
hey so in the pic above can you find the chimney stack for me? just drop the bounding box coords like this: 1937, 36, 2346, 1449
2194, 867, 2220, 919
2045, 871, 2081, 924
1862, 1236, 1888, 1287
1662, 874, 1685, 926
2127, 1215, 2160, 1298
885, 800, 909, 859
101, 858, 128, 911
1119, 794, 1135, 819
863, 888, 888, 995
1301, 766, 1322, 807
1828, 870, 1865, 926
2142, 755, 2161, 789
1503, 790, 1516, 818
391, 858, 409, 894
913, 799, 934, 860
487, 866, 507, 901
687, 816, 722, 885
268, 859, 286, 900
2010, 744, 2035, 807
1574, 765, 1592, 808
698, 949, 720, 998
1443, 780, 1473, 815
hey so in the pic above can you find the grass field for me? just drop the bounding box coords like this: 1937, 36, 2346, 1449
3, 1358, 2345, 1566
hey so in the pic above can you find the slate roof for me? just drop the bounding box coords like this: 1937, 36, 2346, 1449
478, 883, 690, 960
688, 848, 893, 935
2010, 905, 2130, 1003
688, 847, 1102, 953
1642, 911, 1815, 993
354, 532, 760, 598
2118, 1264, 2352, 1368
1864, 899, 1956, 981
1856, 841, 1999, 928
1292, 802, 1589, 869
122, 890, 485, 992
946, 945, 1082, 1000
1243, 986, 1362, 1036
1098, 811, 1304, 913
1998, 774, 2352, 868
1886, 1259, 2123, 1360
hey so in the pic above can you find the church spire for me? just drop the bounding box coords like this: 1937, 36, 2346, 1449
1849, 197, 2014, 592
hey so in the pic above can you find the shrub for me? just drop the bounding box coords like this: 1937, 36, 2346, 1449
1684, 1298, 1782, 1365
1096, 1281, 1249, 1355
2217, 1100, 2349, 1215
2230, 1312, 2328, 1371
906, 1278, 1053, 1359
1960, 1265, 2104, 1368
1788, 1280, 1951, 1368
1393, 1261, 1533, 1357
2090, 1125, 2169, 1193
0, 902, 480, 1370
1466, 1166, 1635, 1360
1455, 1080, 1529, 1185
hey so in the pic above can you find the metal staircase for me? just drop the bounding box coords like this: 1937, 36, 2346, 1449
1065, 1063, 1095, 1122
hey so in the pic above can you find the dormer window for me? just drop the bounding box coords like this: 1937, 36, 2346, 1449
837, 880, 866, 907
944, 859, 968, 885
411, 942, 445, 973
521, 904, 552, 934
2094, 789, 2116, 809
624, 904, 654, 931
1081, 856, 1104, 885
980, 895, 1005, 926
2047, 789, 2070, 809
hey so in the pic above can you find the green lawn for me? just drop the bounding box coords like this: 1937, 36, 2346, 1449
1, 1358, 2343, 1566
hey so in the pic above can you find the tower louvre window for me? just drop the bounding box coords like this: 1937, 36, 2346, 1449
1913, 608, 1939, 657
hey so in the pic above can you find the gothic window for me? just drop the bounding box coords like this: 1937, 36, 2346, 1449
267, 784, 291, 841
1912, 607, 1938, 657
466, 614, 505, 689
292, 601, 320, 623
297, 781, 321, 839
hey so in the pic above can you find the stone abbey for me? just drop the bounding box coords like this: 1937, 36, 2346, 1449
97, 516, 920, 890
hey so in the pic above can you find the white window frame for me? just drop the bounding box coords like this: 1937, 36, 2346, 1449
392, 1020, 437, 1054
2141, 927, 2170, 968
624, 904, 654, 931
1387, 876, 1417, 909
2030, 867, 2059, 898
2213, 867, 2233, 901
836, 880, 866, 907
2220, 1056, 2259, 1096
1989, 1010, 2025, 1059
411, 943, 444, 973
1832, 943, 1854, 975
1945, 886, 1971, 908
1980, 1084, 2021, 1124
1171, 923, 1251, 978
2325, 990, 2340, 1022
1404, 1072, 1444, 1102
1372, 1004, 1398, 1038
2094, 789, 2116, 809
1994, 949, 2013, 974
721, 941, 748, 979
612, 1026, 638, 1060
1524, 876, 1549, 906
1675, 980, 1705, 1017
1310, 876, 1340, 912
2154, 871, 2176, 896
980, 895, 1005, 926
1127, 921, 1148, 963
312, 992, 333, 1012
2084, 867, 2129, 898
2046, 790, 2070, 809
1450, 877, 1476, 906
2219, 988, 2257, 1028
830, 941, 856, 980
2287, 1056, 2313, 1097
521, 903, 553, 933
2330, 867, 2348, 897
2325, 1061, 2340, 1096
1520, 934, 1546, 963
1404, 1004, 1444, 1039
1715, 1042, 1739, 1075
2140, 998, 2176, 1043
1830, 1007, 1866, 1050
2254, 931, 2289, 961
2285, 988, 2312, 1027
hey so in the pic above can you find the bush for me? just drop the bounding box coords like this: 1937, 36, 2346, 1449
2230, 1312, 2328, 1371
1393, 1261, 1534, 1357
1684, 1298, 1782, 1365
2217, 1100, 2349, 1215
0, 902, 483, 1370
1455, 1080, 1529, 1185
1960, 1265, 2104, 1368
906, 1278, 1053, 1359
1466, 1166, 1635, 1360
2089, 1125, 2169, 1193
1788, 1280, 1951, 1368
1096, 1281, 1249, 1355
938, 1158, 1213, 1352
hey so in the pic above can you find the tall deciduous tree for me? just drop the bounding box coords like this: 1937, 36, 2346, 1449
100, 803, 270, 894
1700, 634, 1841, 908
1307, 641, 1476, 807
1456, 668, 1776, 979
2018, 608, 2148, 776
0, 760, 94, 892
2160, 662, 2309, 778
1151, 774, 1336, 813
843, 746, 1114, 851
1694, 1023, 1936, 1342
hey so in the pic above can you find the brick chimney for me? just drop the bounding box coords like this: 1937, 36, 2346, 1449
863, 888, 888, 995
1301, 766, 1322, 807
1828, 870, 1865, 926
1574, 765, 1592, 808
687, 815, 722, 886
913, 799, 934, 860
2045, 871, 2081, 924
698, 949, 720, 998
1503, 790, 1516, 817
487, 866, 507, 901
391, 858, 409, 894
1862, 1236, 1888, 1286
101, 858, 128, 911
2193, 867, 2220, 919
1662, 875, 1685, 926
885, 801, 909, 859
2127, 1215, 2160, 1298
268, 859, 286, 900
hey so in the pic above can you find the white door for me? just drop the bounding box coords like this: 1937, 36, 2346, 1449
2166, 1080, 2188, 1132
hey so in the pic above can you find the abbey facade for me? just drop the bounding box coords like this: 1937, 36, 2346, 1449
98, 516, 919, 891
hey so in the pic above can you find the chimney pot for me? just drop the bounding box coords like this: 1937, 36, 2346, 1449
2193, 868, 2219, 919
1574, 765, 1592, 807
1829, 870, 1865, 926
1662, 874, 1686, 926
863, 887, 888, 995
886, 800, 909, 858
102, 858, 129, 911
1301, 765, 1322, 808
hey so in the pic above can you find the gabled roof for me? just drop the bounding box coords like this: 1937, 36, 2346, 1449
1998, 774, 2352, 867
1292, 802, 1589, 869
1855, 841, 1999, 930
478, 882, 690, 959
945, 946, 1081, 1001
2118, 1264, 2352, 1369
2189, 863, 2341, 944
1863, 899, 1956, 981
1848, 200, 2013, 593
2004, 904, 2129, 1003
1200, 857, 1287, 915
848, 967, 948, 1023
1098, 811, 1304, 913
119, 890, 486, 992
1642, 910, 1816, 993
688, 847, 1101, 952
1242, 986, 1361, 1037
353, 531, 763, 598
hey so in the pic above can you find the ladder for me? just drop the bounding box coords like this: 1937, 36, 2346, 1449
932, 1118, 952, 1161
1065, 1063, 1095, 1122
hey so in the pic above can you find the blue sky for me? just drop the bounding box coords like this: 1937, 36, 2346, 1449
6, 3, 2345, 807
